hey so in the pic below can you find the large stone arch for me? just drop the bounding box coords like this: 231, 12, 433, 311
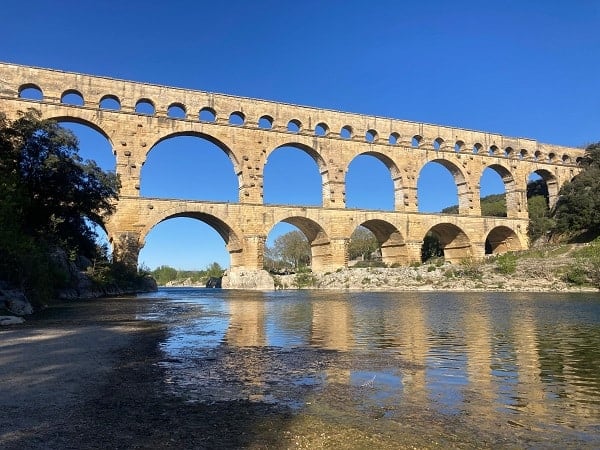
346, 151, 405, 211
272, 216, 331, 271
424, 223, 472, 263
485, 226, 524, 255
418, 158, 471, 214
142, 131, 241, 199
140, 210, 244, 268
359, 219, 407, 265
45, 114, 115, 152
265, 142, 330, 206
480, 163, 520, 218
528, 168, 559, 209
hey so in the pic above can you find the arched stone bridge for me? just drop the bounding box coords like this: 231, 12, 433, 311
0, 62, 582, 274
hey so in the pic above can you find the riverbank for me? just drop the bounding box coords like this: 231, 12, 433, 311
0, 296, 489, 449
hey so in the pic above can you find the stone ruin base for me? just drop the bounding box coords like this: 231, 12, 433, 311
221, 269, 275, 290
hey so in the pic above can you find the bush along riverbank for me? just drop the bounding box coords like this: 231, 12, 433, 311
0, 248, 156, 325
272, 241, 600, 292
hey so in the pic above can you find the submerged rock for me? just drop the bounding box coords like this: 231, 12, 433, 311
0, 315, 25, 326
0, 289, 33, 315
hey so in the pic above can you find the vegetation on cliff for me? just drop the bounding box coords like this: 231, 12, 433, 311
0, 109, 149, 305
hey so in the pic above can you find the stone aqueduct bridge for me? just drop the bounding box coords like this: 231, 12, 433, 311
0, 62, 582, 273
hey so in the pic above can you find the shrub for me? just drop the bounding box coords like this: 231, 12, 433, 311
496, 253, 518, 274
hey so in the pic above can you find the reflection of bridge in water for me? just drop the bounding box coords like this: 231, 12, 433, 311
0, 63, 583, 284
219, 292, 600, 430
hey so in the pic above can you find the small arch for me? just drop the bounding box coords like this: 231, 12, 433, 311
287, 119, 301, 133
359, 220, 407, 266
340, 125, 353, 139
167, 103, 186, 119
411, 135, 422, 148
504, 146, 514, 158
485, 226, 523, 255
315, 122, 329, 136
576, 156, 584, 165
534, 150, 543, 161
99, 95, 120, 111
528, 169, 558, 209
18, 83, 43, 100
199, 107, 216, 122
258, 115, 273, 129
433, 137, 444, 151
365, 129, 378, 143
473, 143, 482, 154
135, 98, 155, 115
488, 145, 499, 156
547, 152, 556, 163
61, 89, 84, 106
455, 140, 465, 152
562, 154, 571, 164
422, 223, 471, 264
229, 111, 245, 126
519, 149, 528, 160
388, 132, 399, 145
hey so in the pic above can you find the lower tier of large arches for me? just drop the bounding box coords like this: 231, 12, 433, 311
104, 197, 529, 273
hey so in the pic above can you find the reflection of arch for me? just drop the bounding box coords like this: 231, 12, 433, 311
529, 169, 558, 208
481, 163, 518, 217
347, 151, 404, 211
424, 223, 471, 263
275, 217, 330, 271
360, 219, 406, 265
142, 212, 243, 268
418, 159, 469, 214
265, 143, 328, 206
485, 226, 523, 255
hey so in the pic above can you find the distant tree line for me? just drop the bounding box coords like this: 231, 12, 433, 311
151, 262, 224, 285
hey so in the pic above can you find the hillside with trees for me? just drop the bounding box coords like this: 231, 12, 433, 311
0, 110, 153, 307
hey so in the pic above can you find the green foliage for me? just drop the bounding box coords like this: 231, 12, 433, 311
266, 230, 310, 270
348, 226, 379, 260
421, 232, 444, 262
480, 194, 507, 217
563, 264, 588, 285
552, 142, 600, 238
528, 195, 554, 242
150, 262, 224, 286
352, 260, 386, 268
495, 253, 518, 274
0, 110, 120, 303
294, 267, 316, 288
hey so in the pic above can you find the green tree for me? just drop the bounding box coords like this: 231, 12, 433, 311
348, 226, 379, 260
552, 142, 600, 238
151, 265, 178, 285
421, 232, 444, 262
271, 230, 310, 269
0, 109, 120, 301
205, 262, 224, 278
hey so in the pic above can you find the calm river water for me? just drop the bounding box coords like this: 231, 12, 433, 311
139, 288, 600, 447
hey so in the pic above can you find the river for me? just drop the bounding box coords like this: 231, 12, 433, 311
139, 288, 600, 447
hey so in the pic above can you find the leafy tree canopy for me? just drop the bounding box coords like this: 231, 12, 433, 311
0, 109, 120, 295
552, 142, 600, 239
348, 226, 379, 260
268, 230, 310, 269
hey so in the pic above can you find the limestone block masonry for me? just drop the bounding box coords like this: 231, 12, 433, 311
0, 62, 584, 283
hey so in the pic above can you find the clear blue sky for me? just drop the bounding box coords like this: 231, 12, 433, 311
2, 0, 599, 270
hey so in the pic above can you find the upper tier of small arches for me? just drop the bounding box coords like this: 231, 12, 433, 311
9, 63, 582, 166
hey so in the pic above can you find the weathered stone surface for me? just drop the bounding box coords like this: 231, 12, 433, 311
0, 62, 584, 273
0, 290, 33, 316
0, 316, 25, 326
222, 269, 275, 290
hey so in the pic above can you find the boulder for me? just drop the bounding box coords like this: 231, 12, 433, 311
0, 289, 33, 315
221, 269, 275, 290
0, 315, 25, 326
